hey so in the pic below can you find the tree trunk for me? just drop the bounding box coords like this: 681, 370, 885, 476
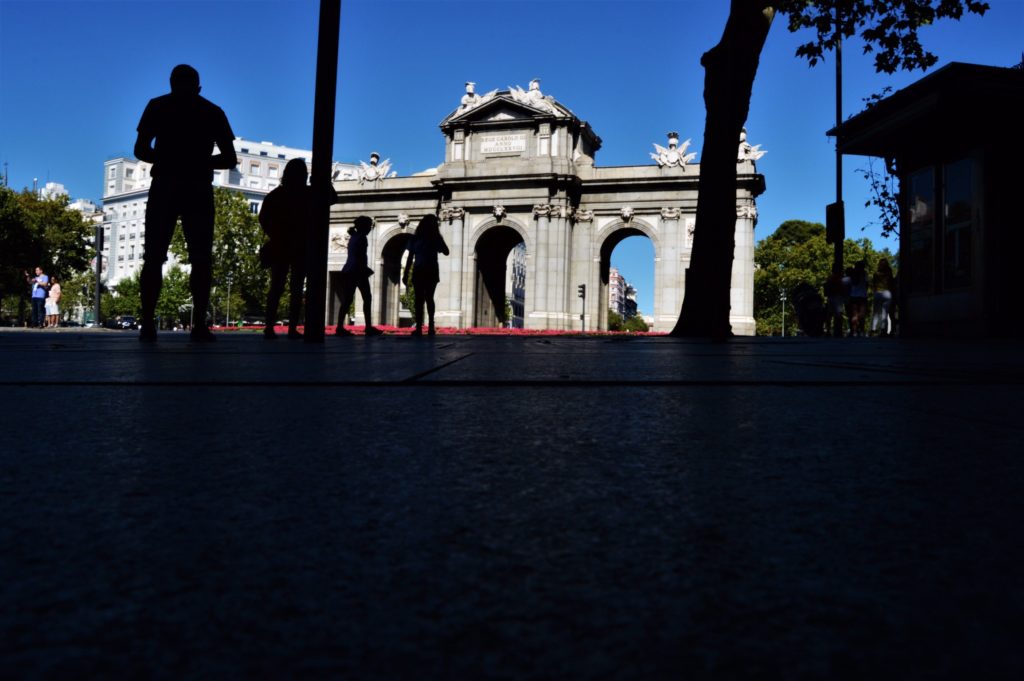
671, 1, 773, 338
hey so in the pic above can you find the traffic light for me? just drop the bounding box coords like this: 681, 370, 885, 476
577, 284, 586, 298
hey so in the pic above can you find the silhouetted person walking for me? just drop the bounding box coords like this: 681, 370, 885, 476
259, 159, 314, 340
403, 214, 449, 336
334, 216, 382, 337
134, 64, 237, 342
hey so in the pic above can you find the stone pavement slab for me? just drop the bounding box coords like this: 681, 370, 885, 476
2, 330, 1022, 679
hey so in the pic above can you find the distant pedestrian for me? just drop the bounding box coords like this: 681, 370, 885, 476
25, 267, 49, 328
848, 260, 869, 337
871, 258, 894, 337
259, 159, 317, 340
45, 276, 61, 328
334, 216, 382, 337
823, 266, 846, 338
134, 64, 237, 343
403, 214, 449, 336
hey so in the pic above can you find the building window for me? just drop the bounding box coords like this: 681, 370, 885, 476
241, 148, 249, 153
278, 154, 286, 159
249, 162, 261, 175
250, 202, 259, 214
907, 167, 934, 293
268, 164, 279, 178
943, 158, 972, 289
126, 168, 134, 178
109, 167, 116, 179
260, 151, 268, 156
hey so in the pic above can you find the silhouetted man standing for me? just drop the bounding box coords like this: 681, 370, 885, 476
134, 64, 236, 342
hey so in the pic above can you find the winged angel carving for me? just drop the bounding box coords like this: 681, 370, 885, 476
651, 135, 696, 168
357, 152, 395, 184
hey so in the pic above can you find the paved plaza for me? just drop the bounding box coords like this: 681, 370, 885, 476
2, 329, 1022, 679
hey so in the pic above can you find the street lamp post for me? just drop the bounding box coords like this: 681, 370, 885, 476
780, 289, 787, 337
225, 274, 233, 328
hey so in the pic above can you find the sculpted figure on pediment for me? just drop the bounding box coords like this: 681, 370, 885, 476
459, 81, 497, 113
509, 79, 559, 115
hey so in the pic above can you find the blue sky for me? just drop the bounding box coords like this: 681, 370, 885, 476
1, 0, 1021, 314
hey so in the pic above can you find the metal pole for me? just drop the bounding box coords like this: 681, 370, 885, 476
834, 11, 845, 276
581, 286, 586, 332
781, 289, 787, 337
94, 224, 103, 325
305, 0, 341, 343
226, 278, 232, 327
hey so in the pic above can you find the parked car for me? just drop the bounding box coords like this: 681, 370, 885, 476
103, 315, 137, 330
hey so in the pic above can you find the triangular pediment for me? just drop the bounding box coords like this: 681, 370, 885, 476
440, 92, 575, 128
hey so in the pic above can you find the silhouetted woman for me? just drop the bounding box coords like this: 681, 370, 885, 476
871, 258, 894, 337
259, 158, 311, 339
403, 214, 449, 336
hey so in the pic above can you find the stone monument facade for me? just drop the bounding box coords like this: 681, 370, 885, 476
328, 80, 764, 333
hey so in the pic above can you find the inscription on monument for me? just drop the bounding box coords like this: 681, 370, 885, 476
481, 134, 526, 155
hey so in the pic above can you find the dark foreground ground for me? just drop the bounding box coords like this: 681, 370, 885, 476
1, 329, 1022, 680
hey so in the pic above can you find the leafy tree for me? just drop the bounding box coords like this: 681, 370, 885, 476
0, 186, 94, 320
171, 187, 267, 317
623, 315, 650, 333
857, 156, 901, 238
104, 273, 142, 318
155, 266, 192, 328
607, 309, 624, 331
754, 219, 895, 335
60, 269, 99, 322
672, 0, 988, 338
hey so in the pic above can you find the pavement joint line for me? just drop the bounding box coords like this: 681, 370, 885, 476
1, 378, 1018, 388
400, 352, 476, 383
769, 358, 1022, 381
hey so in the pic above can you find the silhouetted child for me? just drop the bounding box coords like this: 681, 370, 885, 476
403, 214, 449, 336
824, 265, 846, 338
259, 159, 313, 339
335, 216, 382, 336
134, 64, 237, 342
848, 260, 869, 337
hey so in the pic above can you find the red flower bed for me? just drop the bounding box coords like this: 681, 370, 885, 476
215, 324, 664, 337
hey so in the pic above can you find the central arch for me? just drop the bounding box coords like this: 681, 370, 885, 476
473, 224, 526, 327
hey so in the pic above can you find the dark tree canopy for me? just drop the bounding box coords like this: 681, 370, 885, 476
781, 0, 990, 73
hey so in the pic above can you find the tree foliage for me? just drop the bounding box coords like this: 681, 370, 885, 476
673, 0, 988, 337
782, 0, 990, 74
171, 187, 267, 316
754, 219, 895, 335
0, 186, 94, 313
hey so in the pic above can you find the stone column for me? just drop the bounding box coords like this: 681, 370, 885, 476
550, 203, 569, 329
529, 204, 551, 329
438, 207, 464, 328
655, 207, 682, 333
730, 204, 757, 335
572, 209, 595, 331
